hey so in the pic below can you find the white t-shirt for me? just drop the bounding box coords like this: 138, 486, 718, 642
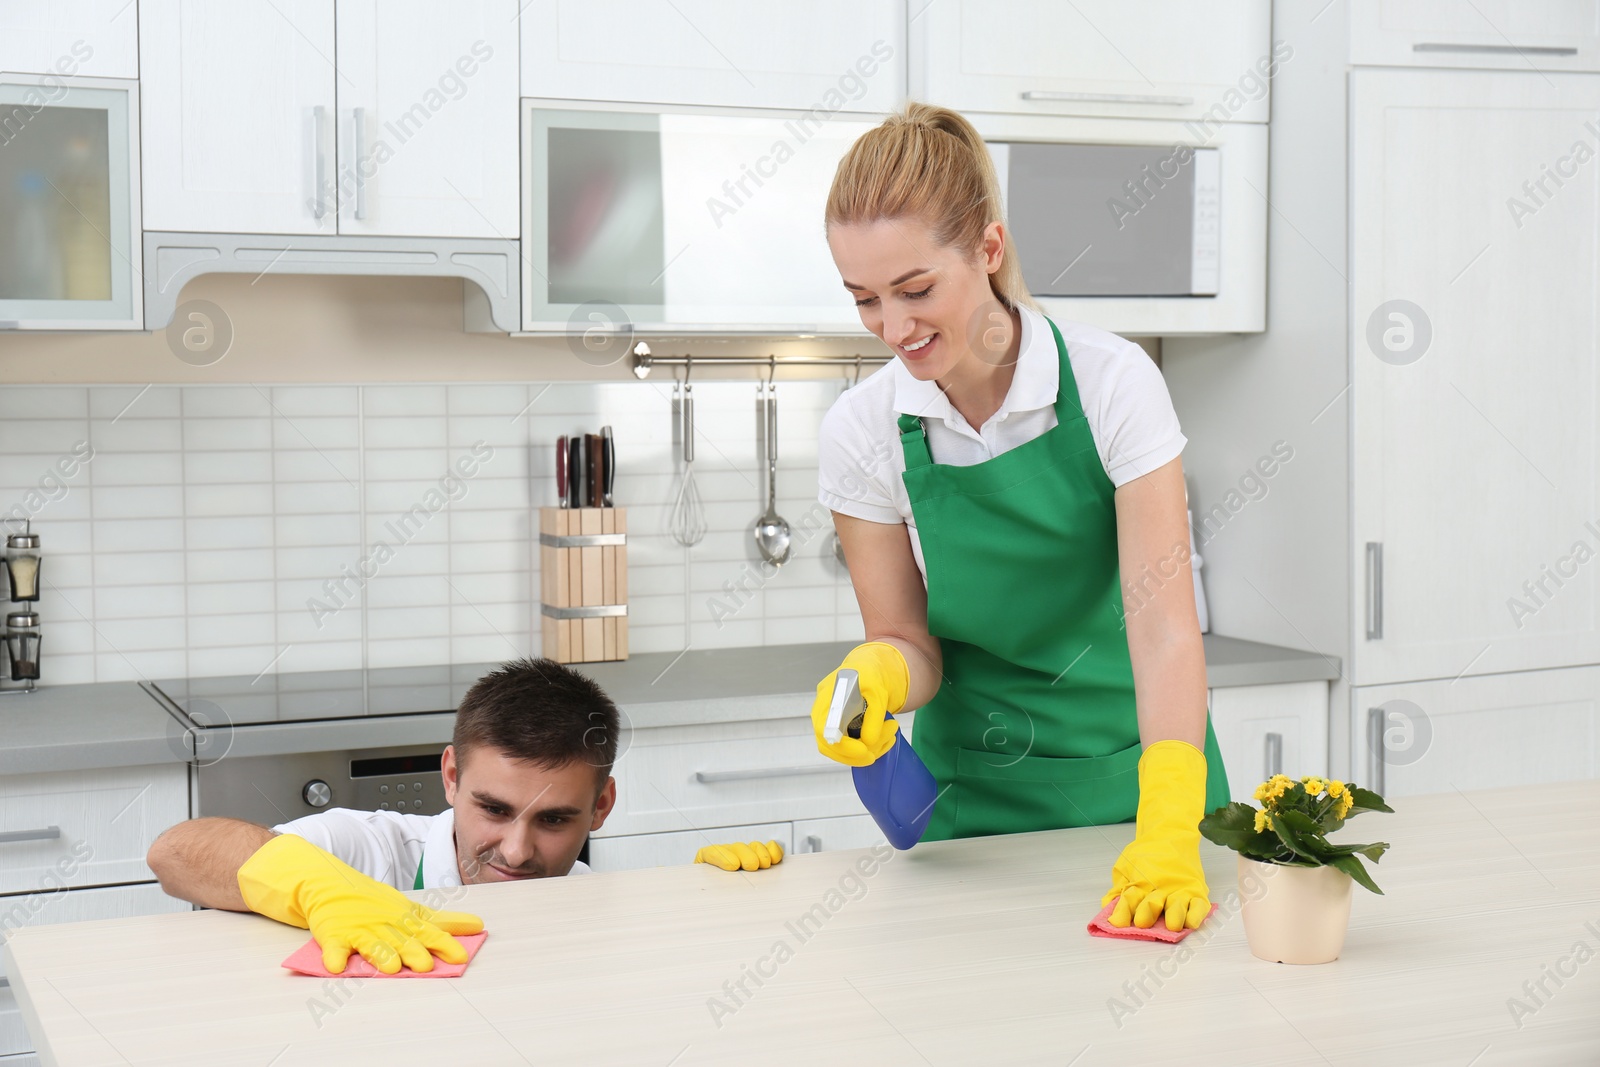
271, 806, 592, 891
816, 305, 1185, 581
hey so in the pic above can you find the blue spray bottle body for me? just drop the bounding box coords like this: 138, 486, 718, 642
824, 669, 937, 850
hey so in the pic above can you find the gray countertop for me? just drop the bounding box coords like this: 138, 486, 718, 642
0, 634, 1339, 774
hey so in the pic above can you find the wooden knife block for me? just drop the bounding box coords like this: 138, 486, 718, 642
539, 507, 628, 663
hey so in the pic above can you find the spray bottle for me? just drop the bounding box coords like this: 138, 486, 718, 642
823, 668, 937, 849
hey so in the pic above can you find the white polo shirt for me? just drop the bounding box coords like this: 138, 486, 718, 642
816, 305, 1185, 581
272, 806, 592, 891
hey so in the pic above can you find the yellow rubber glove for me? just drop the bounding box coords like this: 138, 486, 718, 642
236, 833, 484, 975
1101, 739, 1211, 932
810, 641, 909, 768
693, 840, 785, 872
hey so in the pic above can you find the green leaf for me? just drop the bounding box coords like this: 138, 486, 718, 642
1268, 810, 1324, 862
1345, 785, 1394, 815
1328, 853, 1384, 894
1199, 803, 1262, 851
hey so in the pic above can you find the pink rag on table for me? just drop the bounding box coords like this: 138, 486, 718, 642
281, 931, 488, 978
1087, 897, 1216, 943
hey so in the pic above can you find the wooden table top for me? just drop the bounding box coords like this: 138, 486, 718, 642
6, 781, 1598, 1066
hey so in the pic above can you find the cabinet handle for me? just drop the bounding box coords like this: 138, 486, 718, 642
1367, 707, 1386, 795
0, 321, 20, 330
312, 105, 328, 221
693, 765, 846, 784
1413, 43, 1578, 57
353, 107, 368, 221
802, 834, 822, 854
1263, 732, 1283, 779
0, 826, 62, 845
1020, 89, 1195, 106
1365, 541, 1383, 640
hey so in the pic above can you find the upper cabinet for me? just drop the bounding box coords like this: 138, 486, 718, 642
1350, 0, 1600, 71
911, 0, 1274, 123
0, 74, 142, 330
0, 0, 139, 79
518, 0, 906, 113
139, 0, 518, 238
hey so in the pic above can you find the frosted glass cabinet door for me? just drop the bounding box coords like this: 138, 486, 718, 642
0, 75, 141, 329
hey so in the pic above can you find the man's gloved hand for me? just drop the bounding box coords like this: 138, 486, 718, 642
1101, 739, 1211, 932
236, 833, 484, 974
810, 641, 909, 768
694, 840, 785, 871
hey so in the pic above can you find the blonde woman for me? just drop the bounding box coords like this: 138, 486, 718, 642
811, 103, 1229, 932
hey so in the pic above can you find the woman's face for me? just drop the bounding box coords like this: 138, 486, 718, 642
827, 215, 1011, 381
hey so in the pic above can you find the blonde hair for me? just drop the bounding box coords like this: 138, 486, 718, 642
826, 101, 1037, 313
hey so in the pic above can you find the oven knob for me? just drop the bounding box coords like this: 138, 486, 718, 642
302, 780, 332, 808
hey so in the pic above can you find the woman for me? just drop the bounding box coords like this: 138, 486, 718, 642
811, 103, 1230, 932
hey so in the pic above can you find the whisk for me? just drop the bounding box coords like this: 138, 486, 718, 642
670, 379, 708, 546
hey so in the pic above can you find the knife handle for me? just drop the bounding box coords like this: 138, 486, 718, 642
568, 437, 582, 508
588, 433, 603, 508
601, 425, 615, 507
556, 435, 568, 508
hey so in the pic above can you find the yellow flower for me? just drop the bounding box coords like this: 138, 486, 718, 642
1253, 809, 1270, 833
1301, 775, 1326, 795
1328, 780, 1346, 798
1337, 792, 1353, 818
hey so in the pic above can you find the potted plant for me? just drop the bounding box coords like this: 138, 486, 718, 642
1200, 775, 1394, 964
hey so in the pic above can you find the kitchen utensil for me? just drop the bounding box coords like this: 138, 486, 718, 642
567, 437, 582, 508
752, 380, 791, 566
823, 668, 936, 851
669, 381, 707, 546
4, 610, 41, 687
587, 432, 604, 508
5, 524, 41, 601
601, 425, 615, 506
556, 435, 568, 508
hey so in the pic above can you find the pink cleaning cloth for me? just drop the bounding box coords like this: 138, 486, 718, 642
281, 931, 488, 978
1087, 897, 1217, 943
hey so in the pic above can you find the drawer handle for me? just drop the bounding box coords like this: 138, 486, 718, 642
1367, 707, 1387, 795
1413, 43, 1578, 57
1021, 89, 1195, 106
0, 826, 62, 845
1365, 541, 1384, 640
1263, 732, 1283, 779
693, 765, 846, 784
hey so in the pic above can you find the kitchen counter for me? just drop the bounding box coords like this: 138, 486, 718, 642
0, 635, 1338, 772
10, 780, 1591, 1066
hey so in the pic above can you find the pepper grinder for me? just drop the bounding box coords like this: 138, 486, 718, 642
3, 521, 42, 693
5, 523, 41, 601
4, 611, 40, 692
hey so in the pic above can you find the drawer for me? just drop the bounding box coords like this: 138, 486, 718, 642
0, 765, 187, 896
792, 814, 884, 855
587, 822, 793, 873
1207, 682, 1329, 804
0, 882, 191, 1056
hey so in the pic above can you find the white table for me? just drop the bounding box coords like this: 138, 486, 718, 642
6, 782, 1598, 1065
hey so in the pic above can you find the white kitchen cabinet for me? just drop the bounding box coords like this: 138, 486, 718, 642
0, 0, 138, 79
1350, 69, 1600, 687
332, 0, 518, 238
0, 74, 141, 330
911, 0, 1273, 124
791, 814, 884, 854
518, 0, 905, 113
1206, 682, 1329, 804
1350, 666, 1600, 799
0, 764, 186, 895
1350, 0, 1600, 71
0, 882, 191, 1058
586, 820, 793, 873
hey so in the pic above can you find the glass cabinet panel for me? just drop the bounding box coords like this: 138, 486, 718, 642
0, 77, 140, 329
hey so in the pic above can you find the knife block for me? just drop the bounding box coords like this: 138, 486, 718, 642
539, 507, 628, 663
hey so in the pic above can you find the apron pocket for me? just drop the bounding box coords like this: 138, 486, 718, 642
951, 740, 1143, 837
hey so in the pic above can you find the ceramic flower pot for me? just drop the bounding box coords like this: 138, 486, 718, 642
1238, 855, 1354, 964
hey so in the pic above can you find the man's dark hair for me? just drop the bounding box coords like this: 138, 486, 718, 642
452, 658, 620, 786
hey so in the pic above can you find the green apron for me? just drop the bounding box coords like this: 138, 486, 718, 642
414, 851, 426, 890
899, 315, 1230, 840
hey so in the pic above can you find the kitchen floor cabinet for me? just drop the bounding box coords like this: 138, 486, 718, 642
139, 0, 518, 237
0, 0, 138, 79
1350, 68, 1600, 687
1350, 0, 1600, 71
1207, 681, 1329, 803
517, 1, 905, 113
791, 814, 885, 854
1350, 665, 1600, 798
911, 0, 1272, 123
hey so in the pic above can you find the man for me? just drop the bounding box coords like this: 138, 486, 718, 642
148, 658, 782, 975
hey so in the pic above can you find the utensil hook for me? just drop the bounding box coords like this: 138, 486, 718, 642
852, 355, 863, 388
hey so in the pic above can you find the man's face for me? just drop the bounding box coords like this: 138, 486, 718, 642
441, 744, 615, 883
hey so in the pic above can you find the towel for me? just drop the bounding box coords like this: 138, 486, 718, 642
1087, 897, 1217, 943
282, 932, 488, 978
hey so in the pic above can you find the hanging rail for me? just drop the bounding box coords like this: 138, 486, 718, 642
629, 342, 888, 381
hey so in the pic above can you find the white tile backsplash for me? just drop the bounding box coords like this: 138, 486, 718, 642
1, 380, 863, 684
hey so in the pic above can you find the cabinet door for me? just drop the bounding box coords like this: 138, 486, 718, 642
587, 821, 792, 872
792, 814, 885, 855
1351, 667, 1600, 798
1350, 69, 1600, 686
1207, 683, 1329, 803
912, 0, 1273, 123
0, 882, 191, 1057
333, 0, 519, 238
518, 0, 905, 113
0, 0, 138, 78
139, 0, 336, 234
1351, 0, 1600, 71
